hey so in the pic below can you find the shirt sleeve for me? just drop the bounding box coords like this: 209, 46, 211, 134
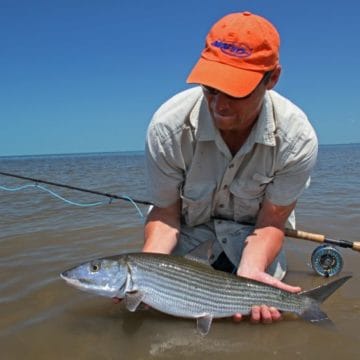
145, 121, 186, 208
144, 87, 201, 208
265, 128, 318, 206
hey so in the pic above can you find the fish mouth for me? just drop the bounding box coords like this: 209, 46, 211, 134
60, 273, 118, 297
60, 273, 82, 287
60, 274, 100, 295
60, 273, 95, 286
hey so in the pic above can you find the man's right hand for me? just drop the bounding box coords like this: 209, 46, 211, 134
143, 201, 181, 254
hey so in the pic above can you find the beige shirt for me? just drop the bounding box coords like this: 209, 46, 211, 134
146, 86, 318, 229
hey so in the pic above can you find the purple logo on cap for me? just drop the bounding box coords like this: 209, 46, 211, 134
211, 40, 252, 58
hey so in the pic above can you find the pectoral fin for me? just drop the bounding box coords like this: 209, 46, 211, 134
196, 314, 213, 336
125, 291, 144, 312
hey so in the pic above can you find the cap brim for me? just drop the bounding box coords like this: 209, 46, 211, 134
186, 57, 264, 98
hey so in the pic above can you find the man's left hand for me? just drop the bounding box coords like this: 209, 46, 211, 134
233, 269, 301, 324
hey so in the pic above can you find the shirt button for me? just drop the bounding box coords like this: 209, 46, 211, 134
223, 184, 228, 190
221, 238, 227, 244
228, 164, 234, 169
219, 204, 224, 208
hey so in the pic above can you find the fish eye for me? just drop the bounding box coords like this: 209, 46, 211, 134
90, 262, 100, 272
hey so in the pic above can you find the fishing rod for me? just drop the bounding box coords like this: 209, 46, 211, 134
284, 228, 360, 252
0, 171, 152, 206
1, 171, 359, 276
284, 228, 360, 277
1, 171, 359, 251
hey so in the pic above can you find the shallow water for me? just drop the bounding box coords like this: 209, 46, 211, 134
0, 146, 359, 359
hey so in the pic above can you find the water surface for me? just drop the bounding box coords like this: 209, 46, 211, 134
0, 146, 359, 359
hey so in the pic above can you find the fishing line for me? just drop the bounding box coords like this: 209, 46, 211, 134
0, 172, 147, 218
1, 171, 360, 255
0, 184, 105, 207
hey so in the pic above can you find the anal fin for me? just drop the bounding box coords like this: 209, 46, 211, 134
196, 314, 213, 336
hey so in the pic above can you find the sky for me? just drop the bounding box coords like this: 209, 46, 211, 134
1, 0, 359, 156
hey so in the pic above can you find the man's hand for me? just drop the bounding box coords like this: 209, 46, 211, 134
231, 198, 300, 324
112, 203, 181, 307
143, 201, 181, 253
233, 305, 282, 324
233, 268, 301, 324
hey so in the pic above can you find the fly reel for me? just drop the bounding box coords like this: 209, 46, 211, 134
310, 245, 343, 277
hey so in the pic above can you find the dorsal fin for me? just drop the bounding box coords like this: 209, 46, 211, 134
184, 240, 213, 265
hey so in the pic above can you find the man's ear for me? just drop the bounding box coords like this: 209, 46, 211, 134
266, 65, 281, 90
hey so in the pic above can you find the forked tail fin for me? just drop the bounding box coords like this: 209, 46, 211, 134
300, 275, 351, 322
302, 276, 352, 303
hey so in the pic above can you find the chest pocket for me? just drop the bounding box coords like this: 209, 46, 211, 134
180, 184, 215, 227
229, 173, 273, 222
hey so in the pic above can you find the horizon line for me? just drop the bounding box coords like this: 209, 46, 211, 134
1, 142, 359, 159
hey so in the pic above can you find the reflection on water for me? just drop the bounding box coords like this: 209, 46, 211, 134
0, 146, 359, 359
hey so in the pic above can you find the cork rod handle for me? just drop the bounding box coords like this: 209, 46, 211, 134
284, 229, 326, 243
285, 228, 360, 252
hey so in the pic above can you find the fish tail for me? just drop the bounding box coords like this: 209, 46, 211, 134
300, 275, 351, 322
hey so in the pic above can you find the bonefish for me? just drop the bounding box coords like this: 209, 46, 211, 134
61, 252, 351, 335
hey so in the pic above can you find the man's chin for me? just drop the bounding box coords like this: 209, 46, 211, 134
213, 118, 239, 131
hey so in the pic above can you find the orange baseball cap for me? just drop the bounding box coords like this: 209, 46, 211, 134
187, 11, 280, 97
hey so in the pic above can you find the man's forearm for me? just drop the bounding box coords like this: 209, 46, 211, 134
143, 200, 181, 254
237, 198, 296, 278
237, 226, 284, 276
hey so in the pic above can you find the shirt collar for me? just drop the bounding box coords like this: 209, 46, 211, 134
252, 91, 276, 147
189, 92, 216, 141
232, 92, 277, 157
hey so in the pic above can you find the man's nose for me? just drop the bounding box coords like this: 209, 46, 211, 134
212, 92, 231, 112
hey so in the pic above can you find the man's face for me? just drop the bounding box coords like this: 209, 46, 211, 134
202, 67, 280, 133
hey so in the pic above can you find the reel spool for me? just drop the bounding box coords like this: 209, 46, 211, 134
310, 245, 343, 277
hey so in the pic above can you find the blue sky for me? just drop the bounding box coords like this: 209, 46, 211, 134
1, 0, 359, 156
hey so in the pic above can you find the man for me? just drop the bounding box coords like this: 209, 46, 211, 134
143, 11, 318, 323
